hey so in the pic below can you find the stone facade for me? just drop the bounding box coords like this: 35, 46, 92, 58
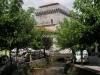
35, 3, 70, 31
35, 3, 70, 50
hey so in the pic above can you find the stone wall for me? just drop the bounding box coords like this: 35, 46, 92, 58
64, 63, 100, 75
35, 3, 70, 31
12, 57, 52, 75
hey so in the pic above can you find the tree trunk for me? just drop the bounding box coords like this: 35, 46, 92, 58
44, 48, 46, 57
30, 53, 32, 62
29, 50, 32, 62
39, 50, 41, 59
72, 51, 75, 64
9, 49, 12, 75
81, 50, 83, 66
16, 48, 19, 69
27, 48, 32, 62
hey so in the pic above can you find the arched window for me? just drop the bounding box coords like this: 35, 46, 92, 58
51, 19, 53, 24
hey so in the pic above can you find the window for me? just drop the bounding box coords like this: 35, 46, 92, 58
51, 19, 53, 24
76, 52, 81, 56
76, 51, 87, 56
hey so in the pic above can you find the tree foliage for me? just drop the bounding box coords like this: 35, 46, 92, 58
0, 0, 37, 50
15, 7, 37, 49
0, 0, 24, 49
29, 27, 52, 50
29, 28, 43, 50
56, 0, 100, 65
0, 0, 37, 72
56, 18, 84, 50
72, 0, 100, 46
57, 0, 100, 50
42, 36, 52, 50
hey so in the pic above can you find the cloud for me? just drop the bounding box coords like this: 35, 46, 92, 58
22, 0, 75, 10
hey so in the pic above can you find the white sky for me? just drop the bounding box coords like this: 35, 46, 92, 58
22, 0, 75, 10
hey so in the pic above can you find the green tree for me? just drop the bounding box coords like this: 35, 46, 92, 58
30, 28, 43, 50
56, 0, 100, 64
29, 27, 44, 59
72, 0, 100, 47
56, 18, 84, 63
0, 0, 24, 73
71, 0, 100, 64
12, 7, 36, 66
0, 0, 37, 72
29, 27, 53, 58
42, 36, 52, 50
56, 18, 84, 49
42, 36, 52, 57
15, 7, 36, 49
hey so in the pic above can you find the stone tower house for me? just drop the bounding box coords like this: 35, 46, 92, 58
35, 3, 70, 31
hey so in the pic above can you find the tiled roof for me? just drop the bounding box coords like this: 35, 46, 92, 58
39, 3, 59, 8
36, 26, 54, 33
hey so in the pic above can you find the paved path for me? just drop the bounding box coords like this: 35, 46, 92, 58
86, 56, 100, 73
75, 56, 100, 74
89, 56, 100, 66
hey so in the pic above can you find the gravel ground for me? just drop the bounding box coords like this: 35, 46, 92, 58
33, 62, 66, 75
44, 62, 66, 75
